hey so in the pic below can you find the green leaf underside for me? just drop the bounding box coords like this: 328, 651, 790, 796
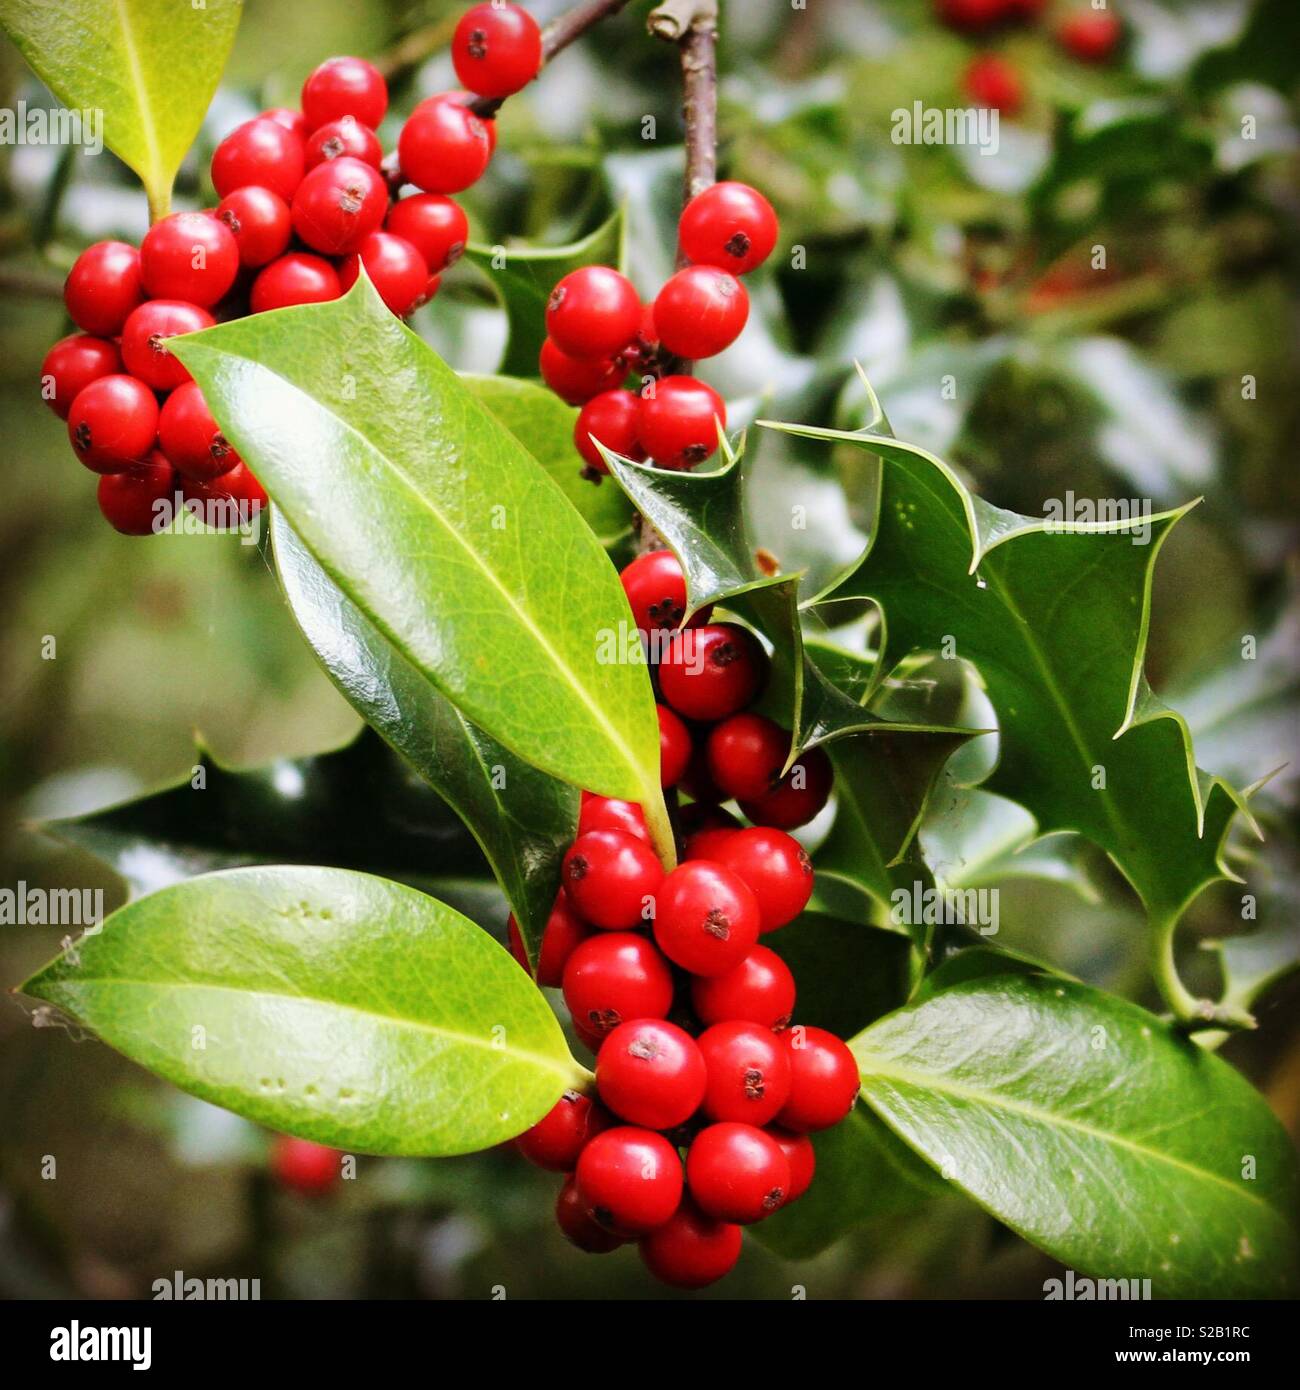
169, 277, 669, 857
465, 209, 624, 378
0, 0, 240, 212
462, 374, 633, 550
274, 514, 576, 967
23, 866, 578, 1156
853, 976, 1298, 1297
44, 727, 489, 896
765, 416, 1251, 933
753, 1103, 948, 1260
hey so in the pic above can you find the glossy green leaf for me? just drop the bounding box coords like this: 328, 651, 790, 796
274, 515, 576, 965
765, 393, 1253, 1018
43, 727, 489, 898
464, 209, 625, 377
752, 1104, 948, 1261
23, 866, 583, 1156
853, 975, 1299, 1297
0, 0, 241, 218
169, 277, 672, 863
462, 374, 633, 551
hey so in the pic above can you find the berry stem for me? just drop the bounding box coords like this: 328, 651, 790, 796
649, 0, 718, 210
468, 0, 638, 118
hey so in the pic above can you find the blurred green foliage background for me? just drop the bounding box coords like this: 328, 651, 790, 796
0, 0, 1296, 1298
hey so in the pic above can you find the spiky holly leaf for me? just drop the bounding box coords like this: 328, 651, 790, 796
464, 208, 625, 378
43, 729, 490, 900
763, 383, 1254, 1021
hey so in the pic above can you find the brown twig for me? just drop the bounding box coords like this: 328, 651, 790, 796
649, 0, 718, 211
468, 0, 639, 118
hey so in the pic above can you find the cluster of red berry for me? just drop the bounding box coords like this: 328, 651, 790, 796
508, 549, 851, 1287
940, 1, 1124, 116
40, 4, 546, 534
537, 181, 778, 478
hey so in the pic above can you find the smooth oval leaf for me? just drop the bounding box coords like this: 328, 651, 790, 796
274, 513, 576, 965
852, 975, 1299, 1297
0, 0, 241, 217
22, 866, 583, 1156
169, 277, 672, 862
462, 373, 633, 552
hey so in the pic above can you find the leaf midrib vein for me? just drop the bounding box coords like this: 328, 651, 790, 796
45, 974, 574, 1083
113, 0, 162, 185
858, 1050, 1282, 1219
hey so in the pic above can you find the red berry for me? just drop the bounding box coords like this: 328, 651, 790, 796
545, 265, 641, 359
935, 0, 1006, 31
301, 56, 388, 131
696, 1020, 792, 1125
216, 186, 292, 268
339, 231, 429, 316
597, 1019, 706, 1130
678, 802, 741, 854
638, 375, 726, 469
639, 1197, 741, 1287
658, 622, 767, 722
291, 156, 388, 255
304, 116, 383, 171
653, 266, 749, 360
691, 945, 796, 1031
96, 451, 175, 535
262, 107, 307, 139
424, 89, 499, 153
508, 893, 589, 987
386, 193, 469, 272
574, 388, 643, 472
1057, 11, 1122, 63
706, 712, 789, 801
561, 932, 674, 1040
686, 1122, 790, 1223
678, 181, 779, 275
140, 211, 239, 308
63, 240, 143, 336
562, 828, 663, 930
658, 704, 692, 789
963, 54, 1024, 115
158, 380, 240, 481
683, 827, 738, 862
270, 1134, 341, 1195
68, 374, 159, 473
575, 1127, 682, 1234
41, 334, 121, 418
706, 827, 813, 933
738, 744, 832, 831
778, 1026, 860, 1132
211, 117, 306, 202
578, 793, 650, 843
538, 337, 623, 405
618, 549, 711, 635
767, 1127, 815, 1204
515, 1089, 610, 1171
120, 299, 214, 392
250, 252, 342, 313
556, 1177, 625, 1253
453, 2, 544, 99
182, 462, 268, 526
398, 98, 492, 194
653, 860, 760, 977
